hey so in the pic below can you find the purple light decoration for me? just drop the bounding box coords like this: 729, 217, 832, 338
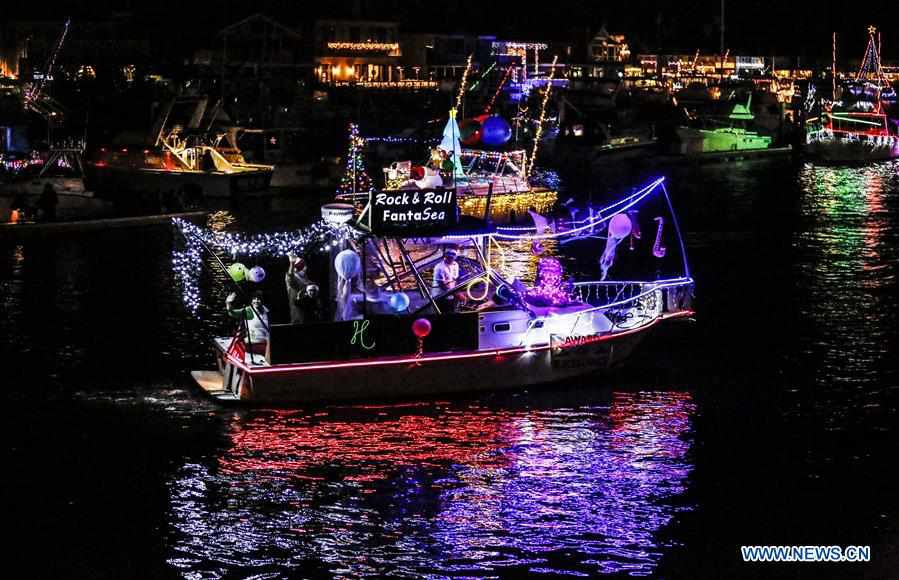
526, 256, 574, 306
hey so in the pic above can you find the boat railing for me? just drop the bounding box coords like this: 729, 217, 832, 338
571, 278, 694, 317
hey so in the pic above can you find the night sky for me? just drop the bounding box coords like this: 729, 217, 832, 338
3, 0, 899, 60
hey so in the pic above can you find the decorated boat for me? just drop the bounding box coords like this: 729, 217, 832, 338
806, 110, 899, 162
84, 96, 273, 199
806, 26, 899, 162
174, 177, 694, 404
373, 109, 555, 202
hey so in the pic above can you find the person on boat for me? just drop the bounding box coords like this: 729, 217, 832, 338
286, 254, 324, 324
432, 247, 464, 311
285, 254, 313, 324
226, 291, 270, 355
298, 283, 323, 322
37, 183, 58, 222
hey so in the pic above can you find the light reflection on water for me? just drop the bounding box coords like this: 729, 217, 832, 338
795, 162, 899, 402
167, 391, 695, 578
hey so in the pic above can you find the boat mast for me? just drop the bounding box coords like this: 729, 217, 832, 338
832, 32, 837, 101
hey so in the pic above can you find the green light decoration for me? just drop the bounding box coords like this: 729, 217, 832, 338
829, 114, 884, 127
337, 123, 373, 196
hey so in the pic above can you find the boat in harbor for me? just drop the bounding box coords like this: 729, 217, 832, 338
675, 94, 776, 155
806, 26, 899, 162
806, 110, 899, 162
175, 177, 694, 404
1, 146, 91, 197
84, 96, 273, 199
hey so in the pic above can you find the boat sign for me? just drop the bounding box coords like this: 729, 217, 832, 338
550, 333, 613, 370
370, 187, 458, 235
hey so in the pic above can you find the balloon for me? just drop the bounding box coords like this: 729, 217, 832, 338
412, 318, 432, 338
247, 266, 266, 283
460, 119, 482, 145
334, 249, 361, 279
388, 292, 410, 312
608, 214, 633, 240
227, 262, 247, 282
481, 116, 512, 146
410, 165, 425, 180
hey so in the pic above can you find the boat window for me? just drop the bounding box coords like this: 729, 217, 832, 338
493, 322, 512, 333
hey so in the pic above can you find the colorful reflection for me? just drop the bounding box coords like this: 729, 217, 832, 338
795, 161, 897, 402
166, 392, 695, 577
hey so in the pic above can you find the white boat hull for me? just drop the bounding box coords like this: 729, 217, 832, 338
807, 131, 899, 162
192, 317, 686, 404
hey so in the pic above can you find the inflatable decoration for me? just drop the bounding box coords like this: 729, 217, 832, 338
481, 116, 513, 146
388, 292, 411, 312
412, 318, 432, 338
600, 213, 633, 281
227, 262, 247, 282
248, 266, 266, 283
410, 165, 426, 180
460, 119, 482, 145
608, 213, 633, 239
334, 250, 362, 321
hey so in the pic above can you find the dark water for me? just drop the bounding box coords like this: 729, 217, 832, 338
3, 158, 898, 578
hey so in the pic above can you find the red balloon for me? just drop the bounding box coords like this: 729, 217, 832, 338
460, 119, 482, 145
411, 165, 425, 180
412, 318, 432, 338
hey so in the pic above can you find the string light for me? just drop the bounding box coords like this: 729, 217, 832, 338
356, 80, 438, 90
337, 123, 373, 196
326, 42, 400, 52
490, 42, 548, 56
365, 135, 439, 145
528, 55, 558, 177
484, 66, 514, 114
454, 54, 473, 113
526, 256, 574, 306
171, 218, 362, 315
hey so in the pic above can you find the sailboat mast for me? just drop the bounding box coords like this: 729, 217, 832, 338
832, 32, 837, 99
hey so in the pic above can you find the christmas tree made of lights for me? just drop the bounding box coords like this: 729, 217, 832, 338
856, 25, 889, 88
337, 123, 373, 196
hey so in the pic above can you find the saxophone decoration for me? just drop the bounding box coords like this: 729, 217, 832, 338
652, 216, 667, 258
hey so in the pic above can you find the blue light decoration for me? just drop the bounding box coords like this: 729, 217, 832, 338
171, 218, 362, 315
480, 116, 513, 146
